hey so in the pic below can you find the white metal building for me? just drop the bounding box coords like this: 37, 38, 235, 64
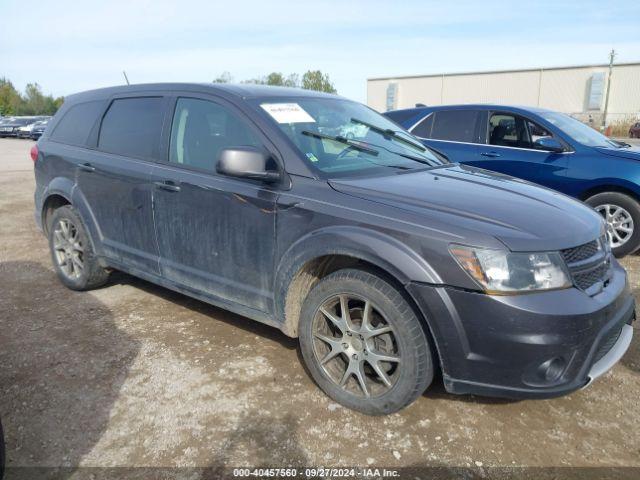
367, 62, 640, 124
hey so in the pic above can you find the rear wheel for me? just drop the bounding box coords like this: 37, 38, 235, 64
299, 269, 433, 415
586, 192, 640, 257
48, 205, 110, 290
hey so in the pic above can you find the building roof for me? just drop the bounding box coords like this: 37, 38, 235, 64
368, 61, 640, 82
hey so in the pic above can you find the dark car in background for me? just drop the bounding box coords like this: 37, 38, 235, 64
0, 117, 37, 138
630, 122, 640, 139
385, 105, 640, 257
29, 119, 50, 140
33, 84, 633, 414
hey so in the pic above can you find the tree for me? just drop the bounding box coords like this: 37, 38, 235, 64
301, 70, 337, 94
0, 78, 22, 115
0, 79, 63, 116
213, 71, 233, 83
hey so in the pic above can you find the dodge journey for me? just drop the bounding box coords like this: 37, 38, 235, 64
34, 84, 634, 414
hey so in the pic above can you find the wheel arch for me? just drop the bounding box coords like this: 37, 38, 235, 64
579, 182, 640, 204
41, 179, 103, 260
274, 226, 444, 371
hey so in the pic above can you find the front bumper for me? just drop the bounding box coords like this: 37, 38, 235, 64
407, 259, 634, 399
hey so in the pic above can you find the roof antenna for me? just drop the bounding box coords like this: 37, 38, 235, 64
122, 71, 130, 85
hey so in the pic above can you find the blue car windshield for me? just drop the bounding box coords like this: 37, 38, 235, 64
539, 111, 620, 148
254, 97, 446, 177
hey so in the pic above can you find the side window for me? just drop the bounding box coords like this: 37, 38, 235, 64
411, 114, 434, 138
50, 100, 104, 146
527, 120, 554, 149
489, 113, 526, 148
98, 97, 165, 159
169, 98, 261, 173
489, 112, 555, 150
430, 110, 480, 142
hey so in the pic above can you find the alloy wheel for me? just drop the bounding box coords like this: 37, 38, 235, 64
311, 294, 401, 398
52, 218, 84, 279
595, 203, 634, 248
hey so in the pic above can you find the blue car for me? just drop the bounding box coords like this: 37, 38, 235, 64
385, 104, 640, 257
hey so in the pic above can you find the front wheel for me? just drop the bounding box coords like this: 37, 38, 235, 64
586, 192, 640, 257
299, 269, 434, 415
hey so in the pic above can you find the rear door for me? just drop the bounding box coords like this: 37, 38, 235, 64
410, 109, 484, 163
76, 95, 169, 274
468, 111, 569, 189
150, 94, 278, 313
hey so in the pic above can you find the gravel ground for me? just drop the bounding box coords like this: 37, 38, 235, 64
0, 138, 639, 479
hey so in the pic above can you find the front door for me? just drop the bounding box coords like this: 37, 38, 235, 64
151, 96, 278, 312
468, 111, 569, 190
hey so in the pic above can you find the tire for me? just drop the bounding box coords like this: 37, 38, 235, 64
48, 205, 109, 290
585, 192, 640, 257
299, 268, 433, 415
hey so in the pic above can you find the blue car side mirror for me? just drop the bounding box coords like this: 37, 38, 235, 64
534, 137, 565, 153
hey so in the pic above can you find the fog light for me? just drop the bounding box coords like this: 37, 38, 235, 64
539, 357, 566, 382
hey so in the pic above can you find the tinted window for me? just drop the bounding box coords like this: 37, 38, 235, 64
169, 98, 262, 172
411, 114, 434, 138
431, 110, 479, 142
50, 101, 103, 145
385, 109, 424, 125
98, 97, 164, 159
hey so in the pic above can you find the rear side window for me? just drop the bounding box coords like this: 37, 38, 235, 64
431, 110, 480, 142
50, 100, 103, 146
98, 97, 164, 159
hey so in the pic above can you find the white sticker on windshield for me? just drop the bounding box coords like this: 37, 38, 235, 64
261, 103, 315, 124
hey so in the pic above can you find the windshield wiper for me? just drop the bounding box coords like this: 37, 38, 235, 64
301, 130, 379, 156
395, 151, 439, 167
350, 117, 426, 152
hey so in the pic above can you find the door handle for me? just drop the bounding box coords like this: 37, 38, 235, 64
154, 181, 181, 192
480, 152, 501, 158
77, 162, 96, 172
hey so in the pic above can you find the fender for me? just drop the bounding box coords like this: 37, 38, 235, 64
579, 177, 640, 201
274, 225, 442, 329
41, 177, 105, 259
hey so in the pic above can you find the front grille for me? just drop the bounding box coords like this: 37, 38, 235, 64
593, 326, 623, 364
561, 240, 599, 264
573, 262, 609, 290
561, 238, 610, 293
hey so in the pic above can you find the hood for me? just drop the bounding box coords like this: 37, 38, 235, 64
594, 145, 640, 161
329, 165, 603, 252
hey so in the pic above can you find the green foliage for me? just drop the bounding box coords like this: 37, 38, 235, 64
0, 78, 63, 116
220, 70, 336, 93
0, 78, 23, 115
301, 70, 337, 94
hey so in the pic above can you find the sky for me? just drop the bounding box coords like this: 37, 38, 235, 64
1, 0, 639, 103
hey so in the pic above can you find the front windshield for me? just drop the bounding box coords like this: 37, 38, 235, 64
256, 97, 446, 177
539, 111, 620, 148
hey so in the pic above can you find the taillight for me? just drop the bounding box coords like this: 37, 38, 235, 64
30, 145, 38, 163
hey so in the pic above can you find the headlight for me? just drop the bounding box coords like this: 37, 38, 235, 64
450, 245, 572, 294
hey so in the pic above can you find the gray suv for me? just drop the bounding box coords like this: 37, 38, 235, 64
33, 84, 634, 414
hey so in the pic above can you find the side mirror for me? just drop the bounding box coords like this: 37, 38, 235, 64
534, 137, 565, 153
216, 147, 281, 183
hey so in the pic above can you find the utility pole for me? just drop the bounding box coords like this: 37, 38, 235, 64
122, 71, 130, 85
601, 49, 616, 131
